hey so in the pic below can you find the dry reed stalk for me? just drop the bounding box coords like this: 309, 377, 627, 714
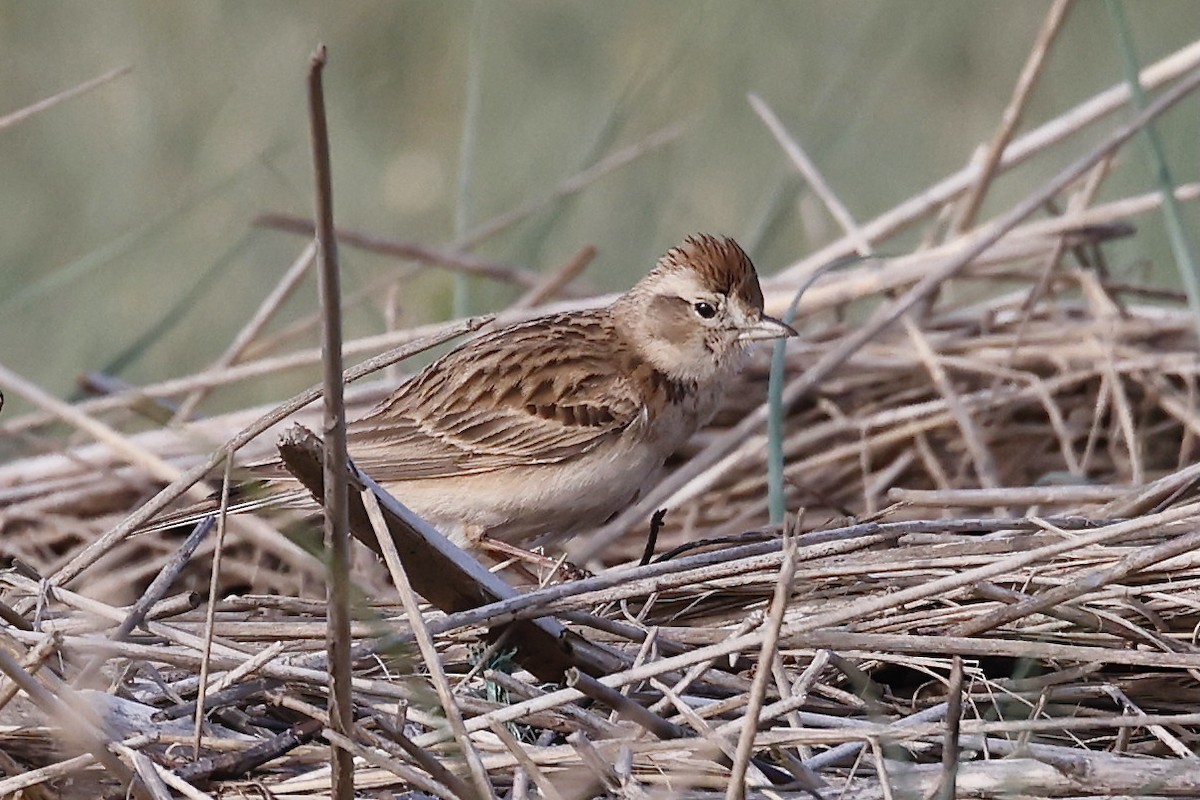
1, 315, 492, 437
362, 487, 496, 799
0, 65, 131, 132
5, 34, 1200, 800
171, 242, 318, 423
255, 212, 555, 290
775, 38, 1200, 286
951, 0, 1073, 233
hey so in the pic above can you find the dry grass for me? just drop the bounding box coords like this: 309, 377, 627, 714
3, 30, 1200, 800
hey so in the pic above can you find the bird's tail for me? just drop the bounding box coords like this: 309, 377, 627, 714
138, 472, 313, 535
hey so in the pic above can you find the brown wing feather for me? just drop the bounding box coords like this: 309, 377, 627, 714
345, 310, 644, 481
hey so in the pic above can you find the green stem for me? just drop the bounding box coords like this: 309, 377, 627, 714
766, 256, 861, 524
1104, 0, 1200, 341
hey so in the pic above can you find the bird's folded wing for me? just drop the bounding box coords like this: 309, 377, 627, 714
346, 401, 639, 480
345, 315, 645, 481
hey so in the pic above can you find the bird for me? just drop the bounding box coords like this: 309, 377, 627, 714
149, 234, 795, 552
339, 233, 795, 549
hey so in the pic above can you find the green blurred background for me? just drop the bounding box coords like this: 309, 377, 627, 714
1, 2, 1197, 418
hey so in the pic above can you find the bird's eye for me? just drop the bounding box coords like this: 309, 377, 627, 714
693, 301, 717, 319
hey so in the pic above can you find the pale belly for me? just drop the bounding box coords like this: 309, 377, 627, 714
381, 439, 667, 546
378, 379, 726, 549
374, 371, 729, 546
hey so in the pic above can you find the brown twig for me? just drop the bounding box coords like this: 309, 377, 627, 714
255, 212, 553, 291
934, 657, 964, 800
306, 44, 354, 800
512, 244, 597, 309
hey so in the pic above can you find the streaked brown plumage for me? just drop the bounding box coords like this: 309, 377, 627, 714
343, 233, 795, 547
148, 234, 792, 549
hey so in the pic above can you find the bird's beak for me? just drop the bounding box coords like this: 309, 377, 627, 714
738, 313, 798, 341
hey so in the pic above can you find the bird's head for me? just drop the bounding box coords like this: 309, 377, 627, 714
616, 234, 796, 382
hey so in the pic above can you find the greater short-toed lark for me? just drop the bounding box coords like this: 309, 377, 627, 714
343, 233, 795, 547
151, 233, 793, 551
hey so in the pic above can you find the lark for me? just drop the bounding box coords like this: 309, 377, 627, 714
343, 233, 795, 548
150, 234, 792, 549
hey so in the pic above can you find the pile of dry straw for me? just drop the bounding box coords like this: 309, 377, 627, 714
3, 36, 1200, 800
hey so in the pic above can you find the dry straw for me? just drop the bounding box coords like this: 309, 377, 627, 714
4, 28, 1200, 800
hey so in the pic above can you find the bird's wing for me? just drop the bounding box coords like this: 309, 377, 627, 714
345, 312, 647, 481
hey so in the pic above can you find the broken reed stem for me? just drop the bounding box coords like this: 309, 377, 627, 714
306, 44, 354, 800
361, 488, 495, 800
566, 667, 685, 740
726, 535, 798, 800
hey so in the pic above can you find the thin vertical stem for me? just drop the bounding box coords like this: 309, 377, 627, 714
307, 44, 354, 800
1105, 0, 1200, 341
